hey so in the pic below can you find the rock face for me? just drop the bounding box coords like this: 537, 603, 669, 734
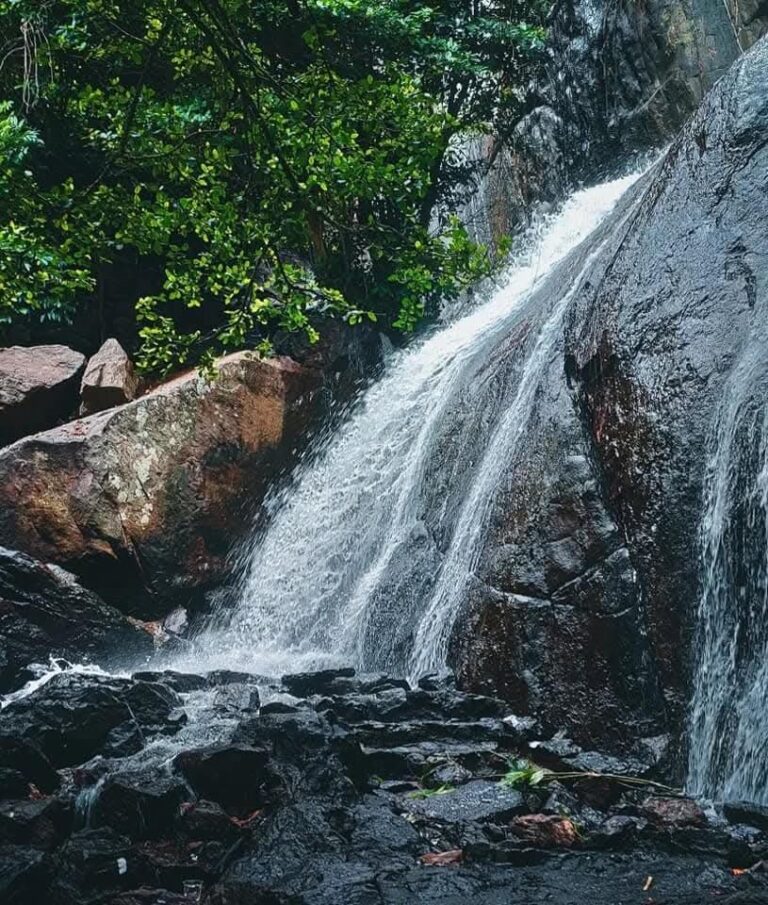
0, 345, 85, 446
469, 0, 768, 245
453, 37, 768, 762
0, 547, 153, 693
79, 339, 138, 415
0, 353, 322, 615
0, 666, 764, 905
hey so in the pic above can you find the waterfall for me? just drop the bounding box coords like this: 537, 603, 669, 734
185, 169, 646, 680
688, 322, 768, 803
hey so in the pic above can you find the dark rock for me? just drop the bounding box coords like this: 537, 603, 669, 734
402, 780, 526, 824
0, 769, 28, 799
430, 763, 473, 787
259, 701, 299, 715
590, 815, 647, 849
91, 773, 188, 840
281, 667, 356, 697
80, 339, 139, 415
51, 828, 146, 902
0, 673, 184, 768
131, 671, 209, 694
0, 736, 59, 794
641, 796, 707, 829
173, 745, 272, 812
0, 797, 72, 850
103, 889, 191, 905
0, 843, 51, 904
205, 670, 264, 688
417, 673, 456, 692
177, 799, 241, 844
0, 345, 85, 446
455, 35, 768, 754
725, 802, 768, 834
508, 813, 579, 848
0, 546, 153, 693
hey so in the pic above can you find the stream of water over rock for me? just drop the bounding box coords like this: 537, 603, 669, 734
688, 313, 768, 804
176, 169, 647, 683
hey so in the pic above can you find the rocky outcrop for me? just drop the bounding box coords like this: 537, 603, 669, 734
0, 354, 323, 615
453, 36, 768, 763
470, 0, 768, 245
0, 345, 85, 446
0, 666, 764, 904
79, 339, 138, 415
0, 547, 153, 693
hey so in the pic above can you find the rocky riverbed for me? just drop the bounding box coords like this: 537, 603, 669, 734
2, 664, 768, 904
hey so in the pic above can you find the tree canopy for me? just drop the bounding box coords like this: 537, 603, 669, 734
0, 0, 546, 373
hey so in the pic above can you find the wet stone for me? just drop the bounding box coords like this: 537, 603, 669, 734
402, 780, 526, 824
131, 671, 209, 694
281, 667, 356, 697
173, 744, 273, 813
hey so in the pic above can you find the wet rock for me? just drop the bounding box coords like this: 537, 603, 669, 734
131, 671, 208, 694
80, 339, 139, 415
51, 828, 145, 903
417, 673, 456, 692
173, 745, 273, 813
91, 773, 188, 841
177, 800, 241, 844
281, 667, 356, 696
456, 36, 768, 753
0, 797, 72, 850
0, 769, 28, 799
0, 737, 59, 794
104, 890, 191, 905
0, 354, 323, 615
640, 796, 707, 829
430, 763, 473, 787
0, 843, 51, 904
590, 814, 647, 849
205, 670, 264, 688
509, 814, 579, 848
0, 345, 85, 446
724, 802, 768, 834
0, 674, 185, 768
403, 780, 525, 824
0, 546, 153, 693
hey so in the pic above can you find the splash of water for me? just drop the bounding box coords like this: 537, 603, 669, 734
179, 169, 646, 679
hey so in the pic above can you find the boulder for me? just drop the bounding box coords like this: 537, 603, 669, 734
0, 673, 185, 768
0, 345, 85, 446
173, 744, 272, 812
0, 546, 153, 693
0, 353, 321, 614
79, 339, 138, 416
508, 813, 579, 848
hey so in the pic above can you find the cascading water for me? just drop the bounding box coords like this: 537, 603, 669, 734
688, 320, 768, 803
181, 169, 647, 681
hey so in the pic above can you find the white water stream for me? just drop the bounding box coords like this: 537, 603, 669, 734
176, 169, 645, 681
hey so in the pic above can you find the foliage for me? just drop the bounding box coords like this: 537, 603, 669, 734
0, 0, 546, 373
499, 758, 550, 790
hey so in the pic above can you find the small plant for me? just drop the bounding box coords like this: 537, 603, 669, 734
408, 784, 455, 800
500, 758, 550, 790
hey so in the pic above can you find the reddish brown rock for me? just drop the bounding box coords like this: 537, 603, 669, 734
80, 339, 138, 415
640, 796, 706, 829
0, 353, 321, 614
0, 345, 85, 446
509, 814, 579, 848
